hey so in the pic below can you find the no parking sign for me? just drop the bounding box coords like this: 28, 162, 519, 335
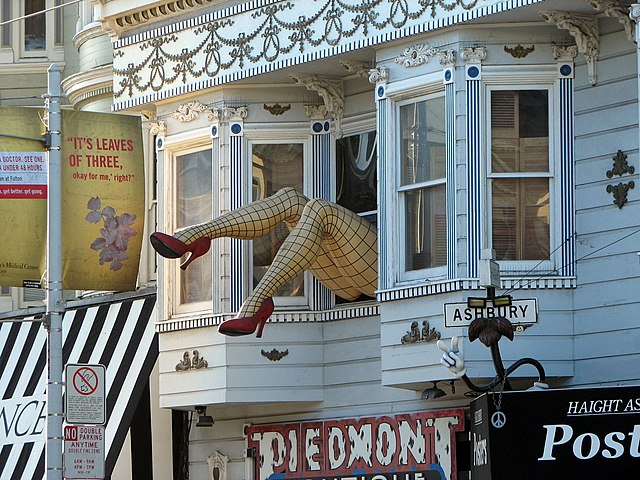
65, 364, 106, 425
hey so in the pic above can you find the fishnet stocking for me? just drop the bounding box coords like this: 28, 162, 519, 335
166, 188, 378, 317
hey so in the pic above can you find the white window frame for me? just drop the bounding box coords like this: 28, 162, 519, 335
245, 127, 311, 310
0, 0, 64, 63
336, 115, 377, 223
483, 78, 560, 276
395, 91, 448, 283
162, 134, 215, 318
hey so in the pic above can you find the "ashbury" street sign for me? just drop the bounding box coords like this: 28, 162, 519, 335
444, 299, 537, 327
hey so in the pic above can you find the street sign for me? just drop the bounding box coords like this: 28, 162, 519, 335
65, 364, 106, 425
444, 298, 538, 328
64, 425, 105, 479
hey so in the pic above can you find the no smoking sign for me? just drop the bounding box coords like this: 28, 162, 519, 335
65, 364, 106, 425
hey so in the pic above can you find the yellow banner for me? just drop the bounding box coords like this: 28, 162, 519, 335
0, 108, 47, 288
61, 111, 144, 291
0, 108, 144, 291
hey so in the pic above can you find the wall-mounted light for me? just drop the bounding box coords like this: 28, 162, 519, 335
195, 405, 214, 427
421, 382, 446, 400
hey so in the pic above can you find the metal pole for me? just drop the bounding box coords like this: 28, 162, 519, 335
45, 63, 64, 480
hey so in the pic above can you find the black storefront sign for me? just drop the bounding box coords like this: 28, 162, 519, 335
470, 385, 640, 479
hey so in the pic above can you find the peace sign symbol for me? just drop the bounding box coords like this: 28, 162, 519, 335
491, 411, 507, 429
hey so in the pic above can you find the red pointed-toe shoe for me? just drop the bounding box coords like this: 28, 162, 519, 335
218, 298, 275, 338
150, 232, 211, 270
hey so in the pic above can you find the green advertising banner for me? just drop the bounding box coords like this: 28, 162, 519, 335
0, 107, 144, 292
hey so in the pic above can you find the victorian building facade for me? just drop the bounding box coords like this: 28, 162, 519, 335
4, 0, 640, 479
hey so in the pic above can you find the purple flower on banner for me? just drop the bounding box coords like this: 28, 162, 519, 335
86, 196, 137, 271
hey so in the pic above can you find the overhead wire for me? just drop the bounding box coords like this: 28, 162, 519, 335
0, 0, 84, 27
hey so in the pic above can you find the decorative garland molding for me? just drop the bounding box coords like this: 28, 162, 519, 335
540, 10, 599, 85
170, 100, 212, 122
290, 74, 344, 137
111, 0, 549, 110
586, 0, 635, 43
394, 44, 441, 67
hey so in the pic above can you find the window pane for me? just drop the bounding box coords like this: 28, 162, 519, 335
491, 90, 548, 173
492, 178, 550, 261
400, 97, 445, 186
1, 0, 11, 47
25, 0, 45, 51
336, 131, 377, 216
252, 143, 304, 297
177, 150, 212, 304
404, 185, 446, 271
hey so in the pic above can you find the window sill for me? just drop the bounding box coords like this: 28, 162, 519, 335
377, 276, 577, 302
156, 301, 380, 333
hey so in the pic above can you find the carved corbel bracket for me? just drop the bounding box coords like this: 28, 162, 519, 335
290, 73, 344, 138
339, 60, 372, 78
460, 46, 487, 63
540, 10, 599, 85
368, 66, 389, 84
436, 49, 456, 67
586, 0, 635, 43
222, 106, 248, 122
304, 104, 328, 120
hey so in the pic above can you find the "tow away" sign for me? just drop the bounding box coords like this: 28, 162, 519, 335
444, 299, 538, 327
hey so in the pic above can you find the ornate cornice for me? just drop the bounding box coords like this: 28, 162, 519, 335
586, 0, 635, 42
290, 74, 344, 137
101, 0, 222, 38
540, 11, 599, 85
110, 1, 521, 110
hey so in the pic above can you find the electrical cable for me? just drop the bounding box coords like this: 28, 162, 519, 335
0, 0, 84, 27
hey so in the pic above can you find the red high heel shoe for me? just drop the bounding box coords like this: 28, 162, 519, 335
218, 298, 274, 338
150, 232, 211, 270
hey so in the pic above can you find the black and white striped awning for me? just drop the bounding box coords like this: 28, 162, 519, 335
0, 293, 157, 480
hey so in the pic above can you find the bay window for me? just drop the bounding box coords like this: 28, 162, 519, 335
398, 94, 447, 277
250, 142, 305, 301
176, 149, 212, 306
488, 89, 551, 264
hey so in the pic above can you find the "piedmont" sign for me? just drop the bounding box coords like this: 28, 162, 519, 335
246, 410, 465, 480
